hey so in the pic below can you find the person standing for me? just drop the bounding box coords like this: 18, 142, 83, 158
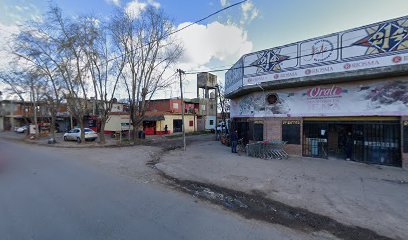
230, 130, 238, 153
164, 125, 168, 134
345, 131, 353, 161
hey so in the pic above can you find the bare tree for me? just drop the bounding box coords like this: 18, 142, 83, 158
111, 6, 182, 141
11, 22, 65, 141
217, 81, 230, 133
80, 17, 126, 143
42, 6, 94, 143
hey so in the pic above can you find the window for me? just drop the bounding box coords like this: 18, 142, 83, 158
267, 93, 279, 105
282, 120, 301, 145
189, 121, 194, 127
209, 120, 214, 125
173, 103, 179, 109
201, 105, 206, 111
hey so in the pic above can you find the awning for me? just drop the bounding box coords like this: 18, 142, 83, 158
143, 115, 165, 121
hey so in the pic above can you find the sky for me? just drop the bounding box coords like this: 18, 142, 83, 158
1, 0, 408, 99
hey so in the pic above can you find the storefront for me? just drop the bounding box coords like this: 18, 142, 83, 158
225, 15, 408, 168
302, 117, 401, 166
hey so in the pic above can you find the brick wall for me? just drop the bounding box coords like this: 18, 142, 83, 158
264, 117, 303, 156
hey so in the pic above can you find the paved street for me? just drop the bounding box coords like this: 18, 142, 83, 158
0, 138, 333, 240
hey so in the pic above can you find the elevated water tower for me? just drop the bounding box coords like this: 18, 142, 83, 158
196, 72, 218, 131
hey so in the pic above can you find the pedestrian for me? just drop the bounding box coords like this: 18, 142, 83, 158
230, 129, 238, 153
164, 125, 168, 134
345, 131, 353, 161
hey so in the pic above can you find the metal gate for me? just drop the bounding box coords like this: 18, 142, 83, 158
303, 121, 401, 167
302, 122, 328, 158
352, 122, 401, 167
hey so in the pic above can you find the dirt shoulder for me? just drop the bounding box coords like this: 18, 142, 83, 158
156, 140, 408, 240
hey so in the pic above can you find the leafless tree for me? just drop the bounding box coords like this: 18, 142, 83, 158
217, 81, 230, 126
80, 16, 126, 143
11, 21, 65, 141
40, 6, 95, 143
111, 6, 182, 141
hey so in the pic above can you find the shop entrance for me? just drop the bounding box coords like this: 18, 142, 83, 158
303, 119, 401, 167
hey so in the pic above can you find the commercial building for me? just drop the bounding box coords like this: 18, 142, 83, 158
225, 16, 408, 168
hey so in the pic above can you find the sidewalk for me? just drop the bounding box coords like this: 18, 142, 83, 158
156, 140, 408, 240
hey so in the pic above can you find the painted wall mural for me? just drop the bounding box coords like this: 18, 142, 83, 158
225, 58, 243, 94
225, 15, 408, 94
230, 80, 408, 118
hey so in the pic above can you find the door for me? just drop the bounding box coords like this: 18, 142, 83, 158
173, 119, 182, 133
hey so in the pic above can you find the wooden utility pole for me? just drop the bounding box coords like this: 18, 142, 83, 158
178, 69, 186, 151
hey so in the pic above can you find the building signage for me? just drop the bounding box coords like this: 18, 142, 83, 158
300, 35, 338, 65
306, 86, 344, 98
230, 79, 408, 118
282, 120, 300, 125
225, 15, 408, 94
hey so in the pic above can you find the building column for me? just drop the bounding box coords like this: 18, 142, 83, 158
401, 117, 408, 169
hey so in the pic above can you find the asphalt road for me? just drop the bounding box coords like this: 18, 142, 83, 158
0, 139, 324, 240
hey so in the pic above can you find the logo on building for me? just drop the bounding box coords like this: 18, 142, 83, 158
306, 85, 344, 98
303, 39, 334, 62
353, 21, 408, 54
343, 60, 380, 70
392, 55, 402, 63
250, 49, 290, 73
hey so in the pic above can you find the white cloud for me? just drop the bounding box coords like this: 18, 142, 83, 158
125, 0, 147, 19
220, 0, 229, 7
125, 0, 160, 19
147, 0, 160, 9
172, 21, 253, 99
240, 0, 258, 25
0, 23, 19, 70
176, 21, 252, 71
106, 0, 121, 7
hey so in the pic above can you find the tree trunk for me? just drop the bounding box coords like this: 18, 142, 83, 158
99, 119, 106, 144
132, 122, 138, 142
79, 119, 85, 143
50, 109, 56, 140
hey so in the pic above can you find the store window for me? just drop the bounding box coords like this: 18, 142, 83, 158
282, 120, 301, 144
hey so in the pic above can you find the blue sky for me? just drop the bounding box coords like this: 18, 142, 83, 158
1, 0, 408, 98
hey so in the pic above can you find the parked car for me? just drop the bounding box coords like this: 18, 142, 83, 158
63, 128, 98, 143
15, 125, 28, 133
216, 120, 230, 133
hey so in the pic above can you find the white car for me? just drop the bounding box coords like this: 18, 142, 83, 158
63, 128, 98, 143
15, 125, 28, 133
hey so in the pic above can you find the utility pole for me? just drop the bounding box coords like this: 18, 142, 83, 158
178, 69, 186, 151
